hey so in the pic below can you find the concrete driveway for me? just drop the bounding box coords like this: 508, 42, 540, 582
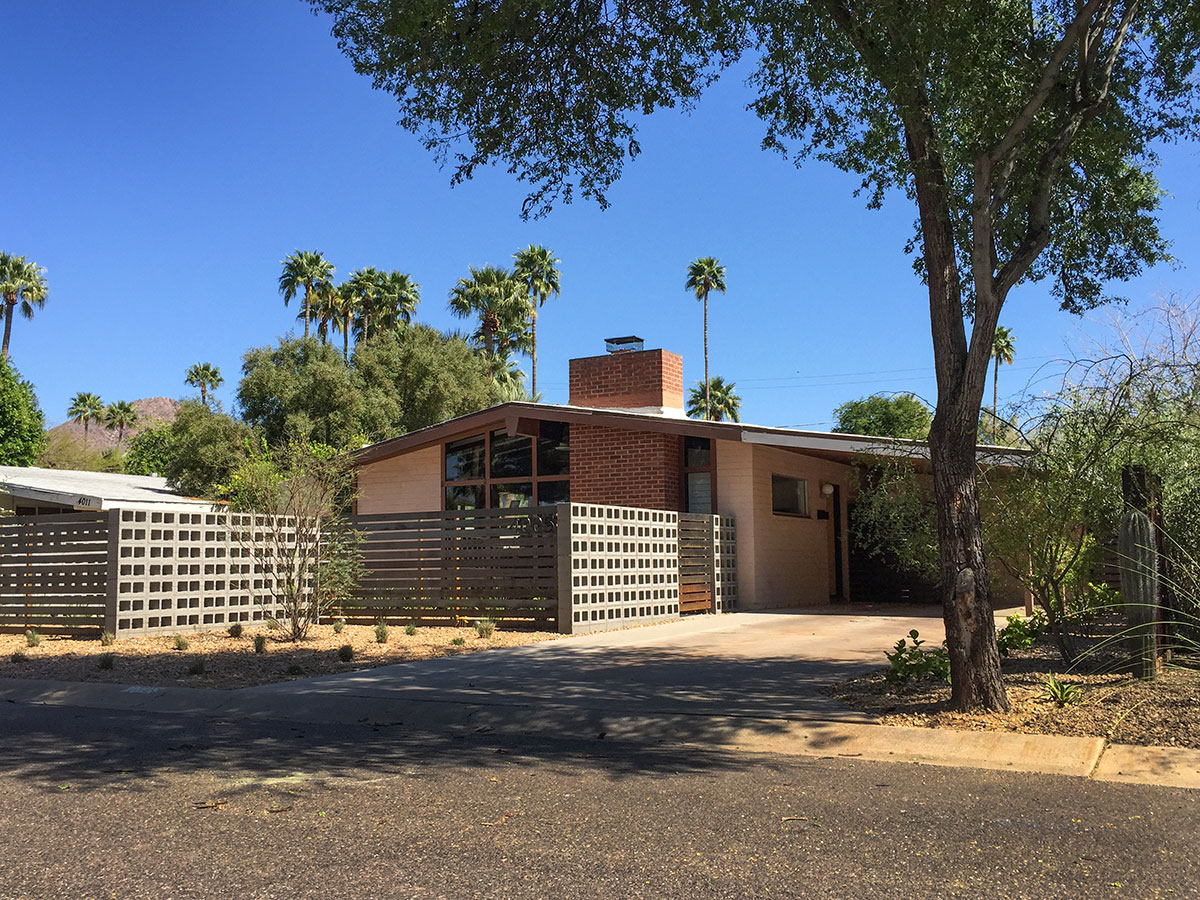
242, 605, 960, 728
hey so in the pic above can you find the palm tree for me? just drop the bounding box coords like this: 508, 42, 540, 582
687, 377, 742, 422
278, 250, 335, 340
343, 267, 387, 344
370, 270, 421, 336
103, 401, 140, 446
184, 362, 224, 406
512, 245, 561, 396
447, 266, 531, 366
0, 253, 48, 362
990, 325, 1016, 442
67, 392, 105, 446
685, 257, 727, 420
328, 282, 359, 361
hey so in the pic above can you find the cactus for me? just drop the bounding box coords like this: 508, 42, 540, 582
1118, 508, 1159, 680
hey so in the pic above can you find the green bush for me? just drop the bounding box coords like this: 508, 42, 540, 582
188, 658, 206, 676
996, 611, 1047, 657
404, 623, 417, 636
474, 618, 496, 639
1044, 674, 1083, 707
337, 644, 355, 662
332, 618, 345, 634
450, 636, 466, 647
24, 630, 41, 648
97, 653, 115, 670
253, 634, 267, 654
99, 630, 115, 647
227, 622, 244, 638
375, 620, 390, 644
884, 630, 951, 684
172, 634, 190, 652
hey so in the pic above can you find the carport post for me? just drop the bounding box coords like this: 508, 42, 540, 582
555, 503, 574, 635
103, 508, 120, 637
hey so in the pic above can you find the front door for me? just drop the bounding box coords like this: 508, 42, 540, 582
829, 484, 844, 600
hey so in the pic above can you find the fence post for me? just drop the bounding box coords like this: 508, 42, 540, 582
555, 503, 574, 634
103, 508, 121, 637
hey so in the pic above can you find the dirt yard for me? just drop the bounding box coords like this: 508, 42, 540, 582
0, 623, 561, 690
828, 621, 1200, 749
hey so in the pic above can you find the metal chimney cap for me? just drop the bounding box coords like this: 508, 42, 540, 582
604, 335, 645, 353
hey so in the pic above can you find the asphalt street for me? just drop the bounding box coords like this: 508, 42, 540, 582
1, 701, 1196, 900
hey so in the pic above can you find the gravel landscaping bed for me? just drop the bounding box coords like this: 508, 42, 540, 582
0, 623, 560, 690
827, 624, 1200, 749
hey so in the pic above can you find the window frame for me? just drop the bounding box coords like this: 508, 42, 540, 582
681, 435, 718, 514
771, 474, 810, 518
442, 423, 570, 510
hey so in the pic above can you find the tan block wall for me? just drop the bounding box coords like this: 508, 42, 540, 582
355, 445, 443, 515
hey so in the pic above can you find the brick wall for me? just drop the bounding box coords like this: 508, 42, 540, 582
569, 349, 684, 410
570, 423, 681, 510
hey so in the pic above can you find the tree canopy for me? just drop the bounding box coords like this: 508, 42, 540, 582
833, 394, 932, 440
0, 359, 45, 466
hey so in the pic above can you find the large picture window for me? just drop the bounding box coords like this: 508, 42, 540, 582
771, 475, 809, 517
444, 423, 570, 509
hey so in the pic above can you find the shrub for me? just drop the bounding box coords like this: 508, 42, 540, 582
99, 630, 115, 647
172, 634, 190, 652
996, 611, 1047, 657
188, 658, 206, 676
286, 663, 304, 676
97, 653, 115, 670
266, 617, 282, 632
24, 630, 41, 648
375, 620, 390, 644
227, 622, 244, 638
332, 618, 345, 634
474, 618, 496, 639
1044, 674, 1083, 707
451, 636, 466, 647
404, 623, 417, 636
253, 634, 267, 654
337, 644, 355, 662
884, 630, 951, 684
10, 651, 27, 663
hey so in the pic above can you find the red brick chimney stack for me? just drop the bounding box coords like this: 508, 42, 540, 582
568, 347, 685, 414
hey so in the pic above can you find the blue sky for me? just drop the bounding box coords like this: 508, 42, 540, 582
8, 1, 1199, 430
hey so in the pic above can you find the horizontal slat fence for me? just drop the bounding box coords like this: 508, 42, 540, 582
345, 508, 560, 629
678, 512, 715, 615
0, 512, 109, 633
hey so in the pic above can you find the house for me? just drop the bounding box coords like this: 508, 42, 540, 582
352, 339, 1025, 611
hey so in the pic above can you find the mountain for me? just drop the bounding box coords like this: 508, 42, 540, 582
47, 397, 181, 451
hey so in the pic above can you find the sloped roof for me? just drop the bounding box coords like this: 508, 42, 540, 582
0, 466, 212, 511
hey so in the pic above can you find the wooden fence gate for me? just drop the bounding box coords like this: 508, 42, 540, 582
678, 512, 715, 615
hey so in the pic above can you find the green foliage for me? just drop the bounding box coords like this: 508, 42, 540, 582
24, 629, 40, 648
687, 377, 741, 422
995, 611, 1047, 657
474, 618, 496, 639
238, 337, 363, 449
9, 651, 27, 663
0, 253, 49, 358
353, 325, 494, 442
253, 634, 267, 654
832, 394, 931, 440
374, 620, 390, 644
184, 362, 224, 405
332, 618, 345, 634
404, 623, 417, 636
337, 643, 355, 662
849, 459, 940, 584
99, 630, 115, 647
227, 622, 243, 638
161, 401, 250, 498
0, 359, 46, 465
188, 657, 206, 676
103, 400, 139, 444
450, 636, 466, 647
447, 265, 531, 361
1043, 674, 1083, 707
123, 422, 175, 476
97, 653, 115, 670
172, 634, 190, 651
884, 630, 951, 684
37, 431, 110, 472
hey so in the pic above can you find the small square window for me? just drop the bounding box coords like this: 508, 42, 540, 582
771, 475, 809, 517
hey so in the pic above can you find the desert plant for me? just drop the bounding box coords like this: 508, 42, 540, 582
995, 611, 1047, 658
1119, 508, 1160, 680
24, 629, 40, 648
1044, 674, 1083, 707
188, 658, 206, 676
884, 630, 951, 684
404, 623, 417, 636
253, 634, 267, 654
337, 644, 355, 662
172, 634, 190, 652
266, 617, 282, 632
99, 630, 115, 647
97, 653, 115, 670
474, 618, 496, 639
375, 620, 390, 644
451, 637, 465, 647
10, 651, 27, 663
227, 622, 244, 638
332, 618, 345, 634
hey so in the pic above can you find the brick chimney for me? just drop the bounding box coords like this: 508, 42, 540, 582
569, 346, 685, 416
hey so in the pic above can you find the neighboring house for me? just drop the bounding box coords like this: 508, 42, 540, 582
0, 466, 210, 515
353, 339, 1028, 611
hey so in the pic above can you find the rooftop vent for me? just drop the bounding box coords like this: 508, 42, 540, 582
604, 335, 644, 354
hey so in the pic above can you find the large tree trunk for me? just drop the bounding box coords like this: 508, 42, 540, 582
703, 293, 710, 419
1, 299, 13, 361
905, 114, 1009, 711
303, 286, 311, 340
531, 309, 538, 396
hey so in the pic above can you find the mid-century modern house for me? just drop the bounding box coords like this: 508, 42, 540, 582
352, 338, 1018, 614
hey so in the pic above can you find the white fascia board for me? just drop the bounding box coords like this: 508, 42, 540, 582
740, 429, 927, 458
4, 483, 104, 510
